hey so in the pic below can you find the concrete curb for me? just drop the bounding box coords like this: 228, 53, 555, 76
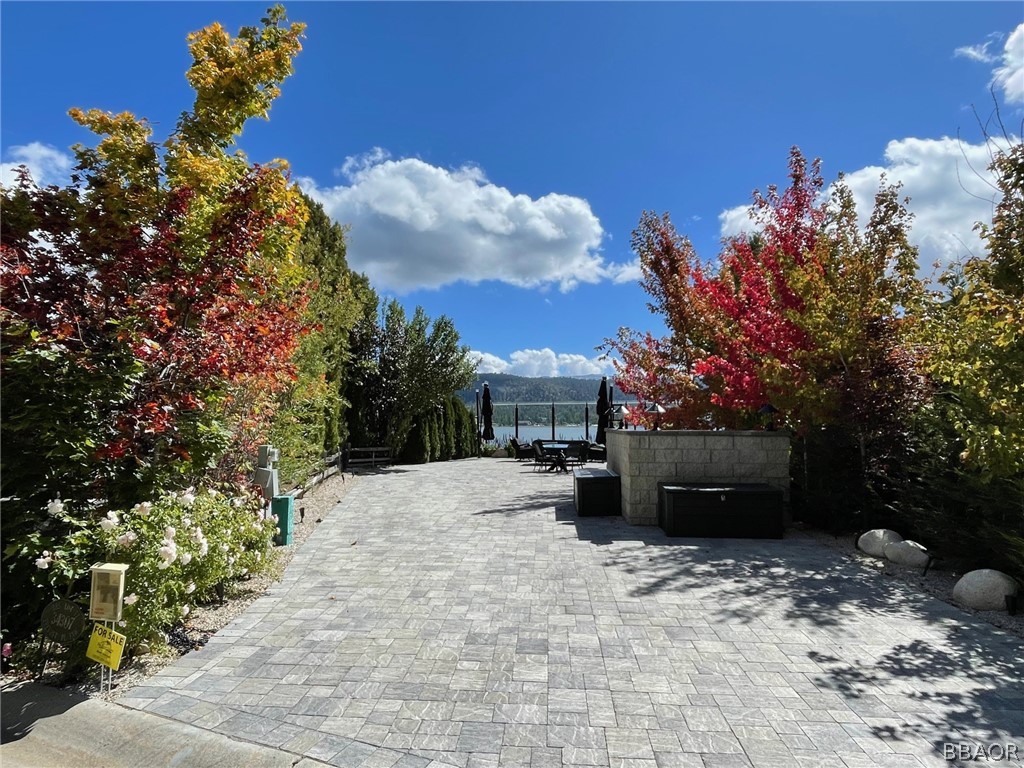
1, 680, 331, 768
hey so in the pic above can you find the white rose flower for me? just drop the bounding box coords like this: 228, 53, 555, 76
99, 518, 117, 531
181, 605, 190, 617
157, 560, 171, 570
185, 582, 196, 594
178, 552, 192, 566
124, 593, 138, 605
182, 517, 192, 528
35, 557, 50, 570
219, 543, 229, 552
158, 543, 177, 564
198, 540, 209, 557
133, 502, 152, 518
207, 488, 219, 497
47, 499, 64, 515
164, 526, 176, 539
180, 493, 196, 506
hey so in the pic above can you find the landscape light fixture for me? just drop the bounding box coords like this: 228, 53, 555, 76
644, 402, 666, 430
611, 404, 630, 430
758, 403, 778, 431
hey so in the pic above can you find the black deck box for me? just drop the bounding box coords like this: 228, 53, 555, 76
657, 483, 783, 539
573, 468, 621, 516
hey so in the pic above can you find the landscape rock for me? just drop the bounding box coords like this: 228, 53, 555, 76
952, 569, 1020, 611
857, 529, 903, 558
883, 539, 930, 568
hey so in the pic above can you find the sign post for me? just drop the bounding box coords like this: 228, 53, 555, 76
88, 562, 129, 693
86, 622, 127, 693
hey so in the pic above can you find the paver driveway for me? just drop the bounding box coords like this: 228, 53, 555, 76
121, 459, 1023, 768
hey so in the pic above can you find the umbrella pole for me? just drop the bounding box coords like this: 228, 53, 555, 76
551, 402, 556, 441
475, 390, 481, 458
514, 404, 519, 441
585, 404, 589, 441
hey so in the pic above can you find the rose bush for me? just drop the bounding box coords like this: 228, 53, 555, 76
17, 488, 276, 653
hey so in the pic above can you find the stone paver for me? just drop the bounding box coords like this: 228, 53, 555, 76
121, 460, 1024, 768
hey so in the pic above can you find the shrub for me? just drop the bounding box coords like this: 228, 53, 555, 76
10, 488, 274, 654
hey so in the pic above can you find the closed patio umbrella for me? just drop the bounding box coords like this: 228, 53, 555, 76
595, 376, 610, 445
482, 383, 495, 441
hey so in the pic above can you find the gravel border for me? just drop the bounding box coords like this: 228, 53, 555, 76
799, 523, 1024, 638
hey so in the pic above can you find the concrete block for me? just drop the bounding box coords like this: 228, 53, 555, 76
710, 449, 739, 465
736, 448, 768, 465
705, 434, 735, 449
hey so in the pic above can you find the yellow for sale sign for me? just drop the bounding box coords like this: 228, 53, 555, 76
86, 623, 126, 671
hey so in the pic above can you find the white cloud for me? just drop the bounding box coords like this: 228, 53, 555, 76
840, 137, 1006, 273
955, 37, 999, 64
992, 24, 1024, 104
301, 148, 629, 293
955, 24, 1024, 104
471, 351, 511, 374
718, 204, 754, 239
719, 136, 1009, 276
609, 259, 643, 284
473, 347, 614, 377
0, 142, 73, 187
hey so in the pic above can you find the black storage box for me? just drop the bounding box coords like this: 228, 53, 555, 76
657, 483, 783, 539
573, 468, 621, 516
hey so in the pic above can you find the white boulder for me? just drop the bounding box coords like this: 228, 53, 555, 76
952, 569, 1020, 611
857, 529, 903, 558
883, 540, 930, 568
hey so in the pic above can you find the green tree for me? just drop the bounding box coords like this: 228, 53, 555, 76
907, 139, 1024, 576
925, 141, 1023, 480
344, 299, 475, 457
269, 195, 373, 485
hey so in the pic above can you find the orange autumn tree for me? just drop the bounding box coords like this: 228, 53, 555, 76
1, 5, 309, 520
606, 148, 928, 514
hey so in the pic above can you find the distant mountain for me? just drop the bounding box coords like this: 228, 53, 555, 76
456, 373, 620, 405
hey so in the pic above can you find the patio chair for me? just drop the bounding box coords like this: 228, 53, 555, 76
508, 437, 533, 461
568, 441, 589, 467
532, 440, 554, 472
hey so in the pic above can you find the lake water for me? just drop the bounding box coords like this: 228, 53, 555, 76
489, 425, 645, 444
490, 425, 590, 444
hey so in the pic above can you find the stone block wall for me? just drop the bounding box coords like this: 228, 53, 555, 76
605, 429, 791, 525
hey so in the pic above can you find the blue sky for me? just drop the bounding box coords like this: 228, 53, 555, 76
2, 2, 1022, 377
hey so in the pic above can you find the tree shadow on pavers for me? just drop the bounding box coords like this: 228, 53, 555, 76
600, 534, 1024, 760
474, 490, 571, 517
554, 506, 667, 547
807, 634, 1024, 762
601, 532, 929, 628
347, 466, 413, 476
